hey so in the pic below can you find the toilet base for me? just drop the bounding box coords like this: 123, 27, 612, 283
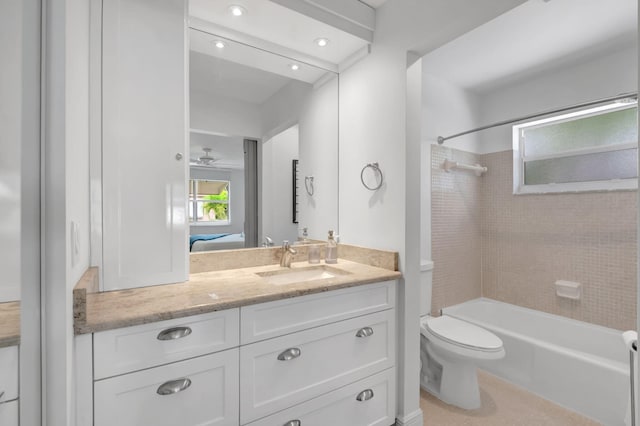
421, 337, 481, 410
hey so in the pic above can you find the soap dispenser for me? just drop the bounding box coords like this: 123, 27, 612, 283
325, 230, 338, 264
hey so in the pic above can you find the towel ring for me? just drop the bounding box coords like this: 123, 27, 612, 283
360, 162, 383, 191
304, 176, 314, 196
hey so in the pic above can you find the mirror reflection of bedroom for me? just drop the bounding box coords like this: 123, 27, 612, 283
187, 14, 339, 253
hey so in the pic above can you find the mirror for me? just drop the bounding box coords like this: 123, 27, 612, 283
188, 27, 339, 252
0, 2, 22, 306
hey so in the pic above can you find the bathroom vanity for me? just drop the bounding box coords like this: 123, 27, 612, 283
74, 1, 399, 424
73, 249, 400, 426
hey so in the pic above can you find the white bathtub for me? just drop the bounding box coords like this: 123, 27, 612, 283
443, 298, 629, 425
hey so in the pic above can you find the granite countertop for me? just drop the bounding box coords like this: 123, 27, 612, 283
0, 301, 20, 348
75, 259, 401, 334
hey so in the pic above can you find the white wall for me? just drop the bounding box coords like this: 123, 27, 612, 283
261, 125, 299, 245
0, 0, 22, 303
298, 76, 339, 241
478, 44, 638, 154
44, 0, 91, 424
190, 167, 245, 236
422, 73, 481, 152
190, 90, 262, 138
419, 72, 482, 264
338, 1, 526, 423
261, 80, 312, 142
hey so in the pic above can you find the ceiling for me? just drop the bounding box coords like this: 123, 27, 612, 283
189, 2, 346, 166
189, 0, 369, 66
191, 51, 292, 104
190, 28, 328, 87
422, 0, 638, 93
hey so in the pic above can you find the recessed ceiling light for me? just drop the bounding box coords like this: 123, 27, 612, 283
228, 5, 246, 17
215, 41, 225, 49
290, 64, 299, 71
315, 38, 329, 47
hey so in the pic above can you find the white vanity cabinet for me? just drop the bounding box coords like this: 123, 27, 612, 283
100, 0, 189, 291
84, 280, 397, 426
0, 345, 19, 426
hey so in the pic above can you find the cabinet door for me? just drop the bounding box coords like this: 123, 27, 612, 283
102, 0, 188, 290
95, 348, 239, 426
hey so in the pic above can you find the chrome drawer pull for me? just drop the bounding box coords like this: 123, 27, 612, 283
156, 378, 192, 395
277, 347, 301, 361
283, 421, 301, 426
356, 389, 374, 402
157, 326, 192, 341
356, 327, 374, 338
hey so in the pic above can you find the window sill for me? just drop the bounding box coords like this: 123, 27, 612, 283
514, 178, 637, 195
189, 221, 231, 227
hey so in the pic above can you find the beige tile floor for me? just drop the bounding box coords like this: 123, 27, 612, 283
421, 370, 601, 425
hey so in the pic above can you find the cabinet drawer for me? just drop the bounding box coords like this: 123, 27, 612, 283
0, 346, 18, 402
240, 281, 395, 344
94, 309, 239, 379
95, 348, 239, 426
248, 368, 396, 426
0, 400, 18, 426
240, 309, 395, 423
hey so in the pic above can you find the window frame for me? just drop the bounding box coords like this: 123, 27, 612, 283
188, 179, 231, 226
512, 102, 638, 195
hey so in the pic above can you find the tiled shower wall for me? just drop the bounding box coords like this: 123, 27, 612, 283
431, 145, 637, 330
431, 146, 482, 315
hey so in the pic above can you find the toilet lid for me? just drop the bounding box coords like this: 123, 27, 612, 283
422, 316, 503, 352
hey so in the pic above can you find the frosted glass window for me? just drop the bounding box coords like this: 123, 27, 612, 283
513, 103, 638, 194
524, 108, 637, 157
524, 148, 637, 185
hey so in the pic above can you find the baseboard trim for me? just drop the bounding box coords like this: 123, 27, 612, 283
396, 408, 424, 426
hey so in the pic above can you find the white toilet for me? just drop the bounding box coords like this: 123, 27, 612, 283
419, 262, 505, 409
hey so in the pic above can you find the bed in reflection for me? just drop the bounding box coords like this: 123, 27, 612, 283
190, 233, 245, 252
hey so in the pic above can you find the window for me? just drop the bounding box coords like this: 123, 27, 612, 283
513, 102, 638, 194
189, 179, 230, 225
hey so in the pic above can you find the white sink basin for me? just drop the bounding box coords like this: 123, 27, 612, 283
256, 265, 350, 286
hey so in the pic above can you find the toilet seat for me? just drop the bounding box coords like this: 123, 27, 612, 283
420, 315, 503, 353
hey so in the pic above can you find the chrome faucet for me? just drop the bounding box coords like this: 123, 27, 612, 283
262, 236, 274, 247
280, 240, 297, 267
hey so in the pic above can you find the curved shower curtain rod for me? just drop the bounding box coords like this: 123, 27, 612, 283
437, 92, 638, 145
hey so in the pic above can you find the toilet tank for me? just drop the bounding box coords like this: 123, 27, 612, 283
420, 260, 434, 317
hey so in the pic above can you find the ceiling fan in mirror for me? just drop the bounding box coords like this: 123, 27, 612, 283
191, 147, 218, 166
